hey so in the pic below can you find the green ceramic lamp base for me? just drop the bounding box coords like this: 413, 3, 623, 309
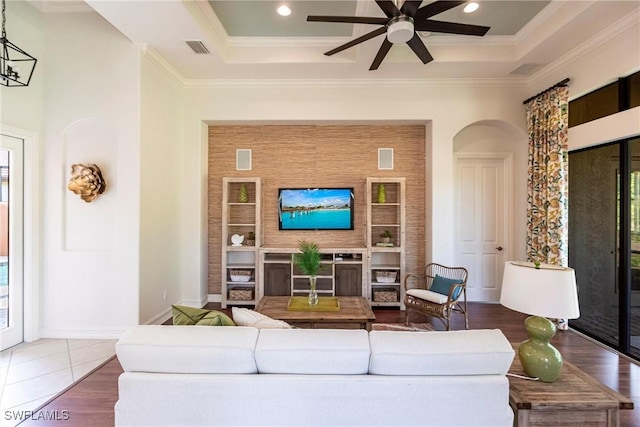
518, 315, 563, 383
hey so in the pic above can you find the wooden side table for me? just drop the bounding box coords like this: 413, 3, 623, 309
508, 356, 633, 426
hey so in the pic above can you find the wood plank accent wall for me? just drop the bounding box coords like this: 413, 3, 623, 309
208, 125, 429, 295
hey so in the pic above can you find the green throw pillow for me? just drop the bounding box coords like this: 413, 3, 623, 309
430, 275, 464, 300
171, 305, 235, 326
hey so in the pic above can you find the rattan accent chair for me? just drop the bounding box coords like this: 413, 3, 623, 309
403, 263, 469, 331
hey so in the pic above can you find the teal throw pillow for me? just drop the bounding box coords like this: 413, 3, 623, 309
430, 275, 464, 300
171, 305, 235, 326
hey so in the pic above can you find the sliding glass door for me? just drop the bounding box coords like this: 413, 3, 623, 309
569, 138, 640, 360
0, 134, 24, 350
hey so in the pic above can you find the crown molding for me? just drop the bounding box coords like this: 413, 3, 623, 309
529, 10, 639, 89
142, 46, 187, 86
182, 76, 529, 90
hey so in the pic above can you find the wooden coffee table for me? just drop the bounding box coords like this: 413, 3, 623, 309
508, 354, 633, 426
255, 296, 376, 330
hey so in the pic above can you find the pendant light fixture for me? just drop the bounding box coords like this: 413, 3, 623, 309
1, 0, 37, 87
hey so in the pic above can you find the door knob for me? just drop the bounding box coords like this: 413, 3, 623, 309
496, 246, 503, 251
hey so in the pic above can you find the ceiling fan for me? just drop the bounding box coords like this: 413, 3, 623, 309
307, 0, 490, 70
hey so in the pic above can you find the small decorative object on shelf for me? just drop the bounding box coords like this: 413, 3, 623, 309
67, 163, 107, 203
294, 240, 321, 307
380, 230, 393, 244
246, 231, 255, 246
238, 183, 249, 203
230, 234, 244, 246
377, 184, 386, 203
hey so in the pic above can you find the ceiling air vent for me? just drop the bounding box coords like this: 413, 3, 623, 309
510, 63, 543, 76
185, 40, 210, 54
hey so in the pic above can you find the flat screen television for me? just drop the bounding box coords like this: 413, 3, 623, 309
278, 188, 354, 230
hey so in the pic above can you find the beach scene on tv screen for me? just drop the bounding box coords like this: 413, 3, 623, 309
279, 188, 352, 230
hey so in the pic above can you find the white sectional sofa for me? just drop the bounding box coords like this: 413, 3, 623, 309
115, 326, 515, 426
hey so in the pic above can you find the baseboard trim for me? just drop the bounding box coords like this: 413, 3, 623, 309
143, 307, 172, 325
208, 294, 222, 303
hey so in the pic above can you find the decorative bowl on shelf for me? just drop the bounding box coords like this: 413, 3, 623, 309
375, 271, 397, 283
230, 270, 252, 282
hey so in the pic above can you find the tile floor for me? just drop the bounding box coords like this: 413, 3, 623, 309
0, 338, 116, 424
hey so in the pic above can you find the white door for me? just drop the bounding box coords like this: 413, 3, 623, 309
0, 134, 24, 350
455, 154, 512, 302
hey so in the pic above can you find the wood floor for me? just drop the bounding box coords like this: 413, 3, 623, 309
19, 302, 640, 427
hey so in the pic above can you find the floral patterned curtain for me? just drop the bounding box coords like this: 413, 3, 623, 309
525, 86, 569, 266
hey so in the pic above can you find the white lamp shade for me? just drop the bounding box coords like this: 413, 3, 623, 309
500, 261, 580, 319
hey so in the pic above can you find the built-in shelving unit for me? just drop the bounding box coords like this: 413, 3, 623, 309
221, 176, 406, 309
221, 177, 261, 308
366, 177, 406, 308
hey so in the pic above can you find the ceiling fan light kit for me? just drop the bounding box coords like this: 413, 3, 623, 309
387, 16, 414, 44
307, 0, 490, 70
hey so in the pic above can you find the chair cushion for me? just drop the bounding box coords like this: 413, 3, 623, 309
406, 288, 448, 304
430, 274, 463, 300
171, 305, 235, 326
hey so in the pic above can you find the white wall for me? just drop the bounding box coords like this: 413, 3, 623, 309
139, 51, 184, 324
39, 12, 141, 337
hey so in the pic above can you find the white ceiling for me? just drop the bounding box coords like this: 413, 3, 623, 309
31, 0, 640, 82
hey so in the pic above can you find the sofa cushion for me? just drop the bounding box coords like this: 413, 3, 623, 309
255, 329, 370, 374
116, 325, 258, 374
171, 305, 235, 326
430, 274, 463, 300
369, 329, 515, 376
232, 307, 292, 329
406, 288, 448, 304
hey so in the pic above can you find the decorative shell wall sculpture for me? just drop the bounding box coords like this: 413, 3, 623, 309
67, 163, 107, 203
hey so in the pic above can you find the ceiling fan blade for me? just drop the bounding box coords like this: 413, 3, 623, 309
325, 27, 387, 56
415, 20, 490, 36
375, 0, 402, 18
415, 1, 466, 20
370, 39, 393, 70
400, 0, 424, 17
406, 34, 434, 64
307, 16, 389, 25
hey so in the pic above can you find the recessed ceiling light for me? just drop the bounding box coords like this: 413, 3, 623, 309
277, 5, 291, 16
463, 2, 479, 13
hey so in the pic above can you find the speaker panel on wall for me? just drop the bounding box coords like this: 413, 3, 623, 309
236, 149, 252, 170
378, 148, 394, 170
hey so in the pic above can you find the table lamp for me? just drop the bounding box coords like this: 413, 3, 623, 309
500, 261, 580, 382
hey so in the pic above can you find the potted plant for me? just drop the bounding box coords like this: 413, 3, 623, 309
294, 240, 321, 306
380, 230, 393, 244
246, 231, 255, 246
